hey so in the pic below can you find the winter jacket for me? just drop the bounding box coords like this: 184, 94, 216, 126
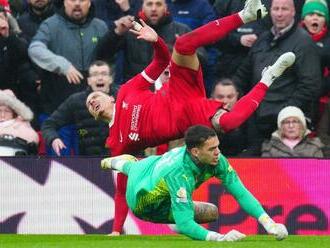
261, 131, 324, 158
0, 34, 38, 114
96, 14, 204, 83
28, 4, 108, 114
17, 3, 55, 43
167, 0, 216, 30
0, 118, 38, 144
93, 0, 142, 29
213, 0, 268, 78
233, 24, 322, 129
301, 25, 330, 95
317, 101, 330, 157
41, 87, 117, 155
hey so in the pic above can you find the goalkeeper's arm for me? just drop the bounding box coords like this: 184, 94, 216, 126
223, 169, 288, 240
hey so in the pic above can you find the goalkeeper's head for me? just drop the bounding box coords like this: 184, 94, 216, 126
184, 125, 220, 166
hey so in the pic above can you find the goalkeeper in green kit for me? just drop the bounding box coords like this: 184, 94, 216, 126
101, 125, 288, 241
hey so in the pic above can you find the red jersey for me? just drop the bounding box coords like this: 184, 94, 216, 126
107, 61, 222, 155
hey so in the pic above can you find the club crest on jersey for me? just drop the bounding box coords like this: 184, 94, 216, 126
176, 187, 188, 203
128, 132, 139, 141
122, 101, 128, 109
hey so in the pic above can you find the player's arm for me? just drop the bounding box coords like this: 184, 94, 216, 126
165, 171, 244, 241
165, 172, 209, 240
216, 155, 288, 240
130, 20, 171, 86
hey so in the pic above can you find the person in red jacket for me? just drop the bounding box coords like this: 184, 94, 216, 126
86, 0, 295, 235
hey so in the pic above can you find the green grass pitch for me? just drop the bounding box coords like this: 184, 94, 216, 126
0, 234, 329, 248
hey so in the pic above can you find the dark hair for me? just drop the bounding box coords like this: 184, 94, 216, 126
184, 125, 217, 150
211, 78, 240, 97
88, 60, 112, 75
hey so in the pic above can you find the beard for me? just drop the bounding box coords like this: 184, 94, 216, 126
32, 1, 49, 12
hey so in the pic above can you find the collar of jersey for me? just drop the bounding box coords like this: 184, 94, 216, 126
108, 103, 116, 128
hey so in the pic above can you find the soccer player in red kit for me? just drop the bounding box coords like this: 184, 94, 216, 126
86, 0, 295, 235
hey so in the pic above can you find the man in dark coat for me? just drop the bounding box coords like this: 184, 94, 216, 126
232, 0, 322, 156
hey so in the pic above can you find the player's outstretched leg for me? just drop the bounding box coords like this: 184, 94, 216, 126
260, 52, 296, 86
174, 0, 267, 56
239, 0, 268, 24
193, 201, 218, 223
101, 155, 137, 174
211, 52, 296, 133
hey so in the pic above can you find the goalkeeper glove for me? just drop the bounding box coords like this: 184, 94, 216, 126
258, 213, 288, 240
101, 154, 137, 170
206, 230, 246, 242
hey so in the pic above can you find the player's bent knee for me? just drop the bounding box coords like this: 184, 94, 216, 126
193, 201, 218, 223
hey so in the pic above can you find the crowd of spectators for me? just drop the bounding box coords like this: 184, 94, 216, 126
1, 0, 330, 158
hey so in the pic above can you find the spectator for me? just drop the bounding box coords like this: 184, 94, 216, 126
93, 0, 141, 29
0, 4, 38, 120
166, 0, 218, 95
213, 0, 268, 79
95, 0, 206, 84
210, 78, 247, 156
0, 89, 39, 156
28, 0, 108, 155
17, 0, 55, 129
233, 0, 322, 156
318, 99, 330, 156
6, 0, 26, 17
301, 0, 330, 97
0, 0, 21, 33
261, 106, 323, 157
41, 61, 117, 156
17, 0, 55, 43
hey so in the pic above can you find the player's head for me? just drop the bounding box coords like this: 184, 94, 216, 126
86, 91, 115, 122
184, 125, 220, 166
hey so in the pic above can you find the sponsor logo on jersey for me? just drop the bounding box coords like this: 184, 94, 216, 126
182, 174, 189, 182
128, 132, 140, 141
176, 187, 188, 203
122, 101, 128, 109
131, 105, 142, 131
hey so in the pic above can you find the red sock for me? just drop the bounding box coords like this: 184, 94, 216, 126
220, 83, 268, 132
174, 13, 243, 55
112, 173, 129, 233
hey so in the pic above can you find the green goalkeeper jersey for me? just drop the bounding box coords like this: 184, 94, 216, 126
123, 146, 266, 240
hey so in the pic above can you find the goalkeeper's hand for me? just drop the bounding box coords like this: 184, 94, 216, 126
266, 223, 288, 240
206, 230, 246, 242
258, 213, 288, 240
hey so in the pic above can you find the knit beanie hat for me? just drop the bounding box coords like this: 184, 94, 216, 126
277, 106, 306, 129
0, 89, 33, 121
302, 0, 329, 23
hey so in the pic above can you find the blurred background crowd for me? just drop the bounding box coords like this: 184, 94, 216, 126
1, 0, 330, 158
